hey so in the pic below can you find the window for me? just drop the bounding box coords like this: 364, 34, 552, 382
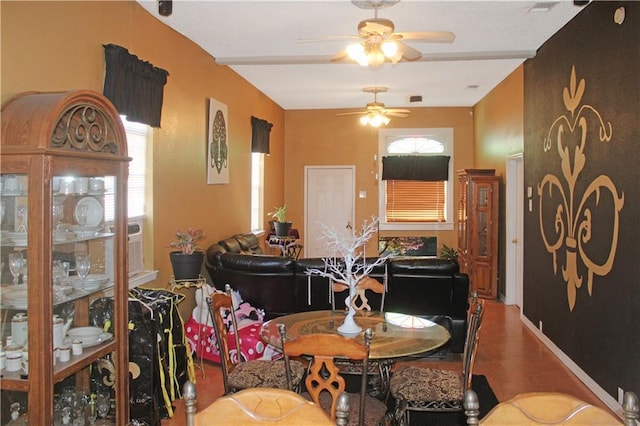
104, 116, 149, 221
251, 153, 264, 231
378, 128, 454, 231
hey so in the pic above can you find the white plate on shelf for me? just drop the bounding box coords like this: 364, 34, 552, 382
1, 288, 28, 308
73, 230, 99, 238
4, 232, 28, 245
67, 274, 109, 290
74, 197, 104, 227
64, 332, 113, 348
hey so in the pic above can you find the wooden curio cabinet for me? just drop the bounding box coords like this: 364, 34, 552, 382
0, 90, 129, 424
457, 169, 499, 299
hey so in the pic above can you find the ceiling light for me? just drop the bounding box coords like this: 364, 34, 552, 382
360, 112, 390, 127
348, 40, 400, 68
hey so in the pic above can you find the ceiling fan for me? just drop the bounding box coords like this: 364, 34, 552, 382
337, 87, 410, 127
304, 0, 455, 67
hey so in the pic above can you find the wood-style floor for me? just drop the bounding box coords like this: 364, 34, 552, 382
162, 300, 612, 425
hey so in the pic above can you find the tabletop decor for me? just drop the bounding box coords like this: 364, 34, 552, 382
269, 204, 292, 237
168, 227, 206, 280
305, 217, 388, 335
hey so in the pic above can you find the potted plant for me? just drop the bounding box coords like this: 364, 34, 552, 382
439, 244, 459, 262
168, 227, 206, 281
269, 205, 292, 237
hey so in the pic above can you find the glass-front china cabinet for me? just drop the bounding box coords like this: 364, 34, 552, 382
0, 90, 129, 424
457, 169, 499, 299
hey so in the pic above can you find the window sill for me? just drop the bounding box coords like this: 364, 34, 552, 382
379, 222, 454, 232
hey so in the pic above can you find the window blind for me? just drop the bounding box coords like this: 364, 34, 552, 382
385, 180, 446, 222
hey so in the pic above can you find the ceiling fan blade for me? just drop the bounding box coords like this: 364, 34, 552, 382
331, 49, 352, 63
384, 108, 410, 114
397, 41, 422, 61
392, 31, 456, 43
385, 111, 410, 118
336, 111, 367, 117
298, 35, 361, 43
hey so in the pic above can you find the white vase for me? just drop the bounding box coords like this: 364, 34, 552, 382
338, 283, 362, 336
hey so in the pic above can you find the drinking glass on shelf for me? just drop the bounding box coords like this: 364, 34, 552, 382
76, 204, 89, 236
75, 254, 91, 289
96, 392, 110, 423
8, 252, 24, 285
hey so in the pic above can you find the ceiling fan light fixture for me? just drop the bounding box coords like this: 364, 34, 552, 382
381, 40, 398, 58
368, 47, 386, 67
347, 43, 369, 66
361, 112, 390, 127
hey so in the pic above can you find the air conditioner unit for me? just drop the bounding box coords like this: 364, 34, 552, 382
128, 216, 145, 277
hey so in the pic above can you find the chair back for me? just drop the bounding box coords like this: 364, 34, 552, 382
183, 380, 352, 426
463, 390, 639, 426
462, 295, 485, 392
282, 327, 373, 425
331, 276, 385, 313
206, 283, 242, 394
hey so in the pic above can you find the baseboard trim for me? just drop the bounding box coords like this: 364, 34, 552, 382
519, 312, 623, 419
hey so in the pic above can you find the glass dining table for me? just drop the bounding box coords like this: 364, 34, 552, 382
260, 310, 451, 360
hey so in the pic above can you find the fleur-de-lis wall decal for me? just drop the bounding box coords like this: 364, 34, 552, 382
538, 66, 624, 311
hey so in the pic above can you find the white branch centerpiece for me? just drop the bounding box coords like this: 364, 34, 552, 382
305, 217, 388, 335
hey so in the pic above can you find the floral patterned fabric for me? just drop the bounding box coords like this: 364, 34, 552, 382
390, 366, 464, 402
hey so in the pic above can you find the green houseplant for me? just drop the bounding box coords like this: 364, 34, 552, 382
168, 228, 206, 280
269, 205, 292, 237
439, 244, 459, 262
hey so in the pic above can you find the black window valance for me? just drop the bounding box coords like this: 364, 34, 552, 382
382, 155, 450, 181
103, 44, 169, 128
251, 116, 273, 154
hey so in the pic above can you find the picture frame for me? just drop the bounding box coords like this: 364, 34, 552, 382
207, 97, 229, 184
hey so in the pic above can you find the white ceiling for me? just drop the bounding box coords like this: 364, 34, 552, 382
136, 0, 585, 110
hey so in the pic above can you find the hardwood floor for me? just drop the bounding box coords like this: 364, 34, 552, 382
162, 300, 612, 425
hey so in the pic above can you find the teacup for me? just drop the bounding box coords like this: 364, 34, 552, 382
89, 178, 105, 192
74, 177, 89, 195
59, 178, 75, 195
6, 353, 21, 372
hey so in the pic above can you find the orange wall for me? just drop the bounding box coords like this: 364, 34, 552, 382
473, 66, 524, 177
473, 65, 524, 297
1, 1, 286, 315
284, 107, 475, 253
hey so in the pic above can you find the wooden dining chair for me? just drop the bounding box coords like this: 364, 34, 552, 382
206, 284, 305, 395
463, 389, 639, 425
281, 327, 388, 426
331, 276, 392, 400
183, 381, 352, 425
389, 296, 485, 425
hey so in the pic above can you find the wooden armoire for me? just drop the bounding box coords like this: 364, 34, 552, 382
457, 169, 499, 299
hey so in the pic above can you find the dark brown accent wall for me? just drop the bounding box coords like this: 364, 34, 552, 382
523, 1, 639, 399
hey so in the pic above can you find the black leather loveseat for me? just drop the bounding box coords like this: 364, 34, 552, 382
205, 248, 470, 354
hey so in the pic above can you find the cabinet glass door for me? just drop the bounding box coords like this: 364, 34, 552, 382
51, 173, 117, 424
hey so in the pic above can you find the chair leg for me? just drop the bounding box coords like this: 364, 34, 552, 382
393, 399, 409, 426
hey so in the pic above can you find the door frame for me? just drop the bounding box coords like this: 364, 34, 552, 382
304, 165, 356, 258
505, 153, 524, 307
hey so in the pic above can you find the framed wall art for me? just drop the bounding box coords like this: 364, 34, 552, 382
207, 97, 229, 184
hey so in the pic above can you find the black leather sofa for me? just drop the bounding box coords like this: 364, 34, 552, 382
205, 242, 470, 354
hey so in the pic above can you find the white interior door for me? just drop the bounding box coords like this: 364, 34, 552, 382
304, 166, 355, 258
505, 154, 524, 307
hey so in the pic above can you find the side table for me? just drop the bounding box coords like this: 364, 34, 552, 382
170, 275, 208, 377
